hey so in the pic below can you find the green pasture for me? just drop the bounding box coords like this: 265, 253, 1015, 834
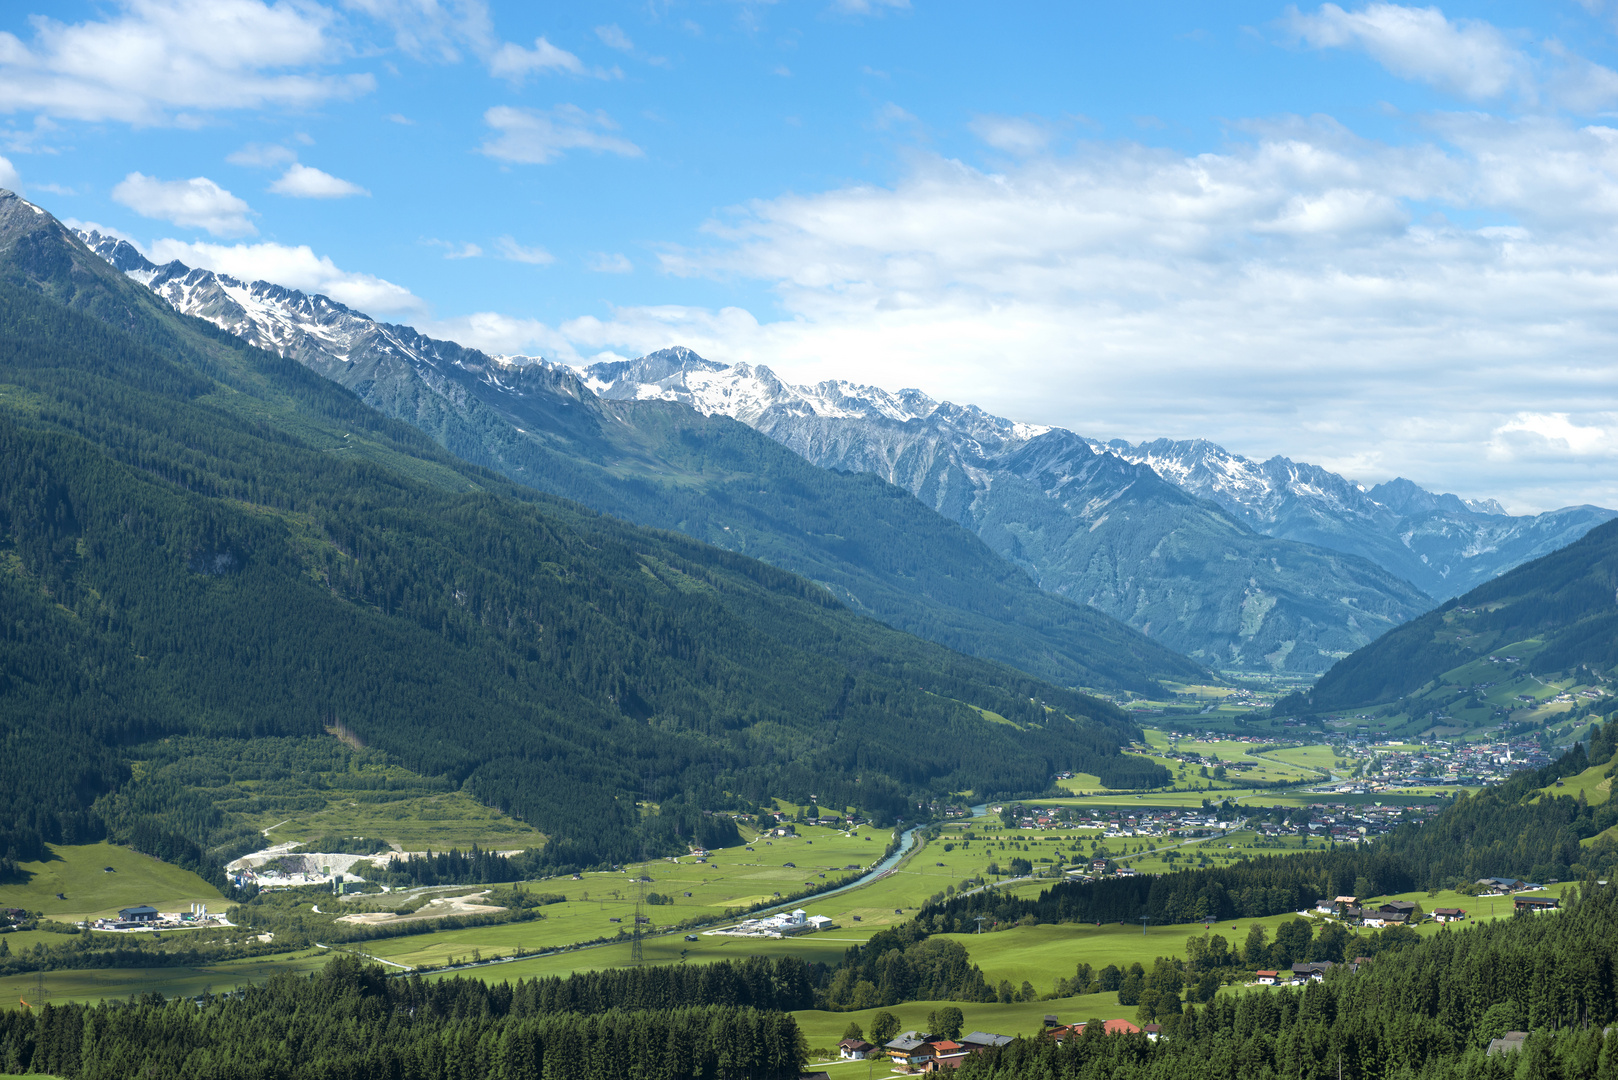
0, 842, 226, 922
0, 951, 329, 1009
369, 819, 1113, 968
1532, 762, 1612, 807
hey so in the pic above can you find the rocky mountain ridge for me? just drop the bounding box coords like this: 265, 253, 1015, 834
79, 230, 1609, 675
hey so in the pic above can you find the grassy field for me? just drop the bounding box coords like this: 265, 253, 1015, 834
0, 842, 226, 922
368, 818, 1107, 969
261, 788, 548, 853
1531, 762, 1613, 807
0, 951, 329, 1008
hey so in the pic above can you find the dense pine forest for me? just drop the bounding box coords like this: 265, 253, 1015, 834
0, 195, 1166, 876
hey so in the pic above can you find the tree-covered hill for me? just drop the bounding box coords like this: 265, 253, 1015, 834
1276, 516, 1618, 715
0, 190, 1167, 877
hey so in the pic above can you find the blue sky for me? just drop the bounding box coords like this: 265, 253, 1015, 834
4, 1, 1618, 511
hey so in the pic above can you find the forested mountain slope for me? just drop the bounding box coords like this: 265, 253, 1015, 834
1279, 517, 1618, 715
74, 230, 1201, 694
0, 190, 1165, 878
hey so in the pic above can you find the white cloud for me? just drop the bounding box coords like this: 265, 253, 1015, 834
488, 36, 619, 83
425, 238, 481, 259
472, 114, 1618, 512
494, 236, 553, 264
0, 154, 17, 188
588, 252, 633, 273
147, 237, 423, 315
968, 115, 1053, 155
479, 105, 642, 164
268, 162, 369, 198
227, 142, 298, 168
1286, 3, 1618, 112
340, 0, 494, 62
595, 24, 633, 51
1490, 413, 1613, 458
0, 0, 374, 125
111, 172, 256, 236
1287, 3, 1530, 101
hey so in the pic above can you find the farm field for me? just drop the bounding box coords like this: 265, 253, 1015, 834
0, 842, 226, 922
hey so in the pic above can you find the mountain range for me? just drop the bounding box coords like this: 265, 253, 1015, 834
77, 231, 1614, 678
0, 188, 1168, 876
74, 229, 1200, 694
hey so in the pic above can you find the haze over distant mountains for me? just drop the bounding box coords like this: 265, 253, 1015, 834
78, 229, 1616, 677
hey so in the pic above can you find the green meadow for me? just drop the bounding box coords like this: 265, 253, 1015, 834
0, 842, 226, 923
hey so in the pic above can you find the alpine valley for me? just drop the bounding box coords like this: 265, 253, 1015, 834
77, 231, 1613, 677
0, 188, 1170, 880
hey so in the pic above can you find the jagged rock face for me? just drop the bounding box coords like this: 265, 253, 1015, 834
75, 225, 1612, 675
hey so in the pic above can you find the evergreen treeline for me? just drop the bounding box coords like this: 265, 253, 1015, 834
374, 845, 540, 888
509, 955, 816, 1014
819, 925, 996, 1009
0, 955, 805, 1080
0, 222, 1165, 872
954, 876, 1618, 1080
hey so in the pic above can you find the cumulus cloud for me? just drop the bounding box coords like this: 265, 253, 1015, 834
111, 172, 256, 236
147, 237, 423, 315
479, 113, 1618, 512
0, 0, 374, 125
0, 154, 17, 188
479, 105, 642, 164
268, 162, 369, 198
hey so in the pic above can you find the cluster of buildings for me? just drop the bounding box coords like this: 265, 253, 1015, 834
704, 907, 835, 939
1255, 960, 1364, 985
91, 903, 225, 932
839, 1030, 1015, 1071
837, 1017, 1172, 1071
1253, 802, 1443, 843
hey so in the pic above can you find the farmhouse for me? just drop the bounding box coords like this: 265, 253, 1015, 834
1256, 970, 1280, 985
1432, 907, 1466, 922
1514, 896, 1559, 914
838, 1039, 875, 1060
